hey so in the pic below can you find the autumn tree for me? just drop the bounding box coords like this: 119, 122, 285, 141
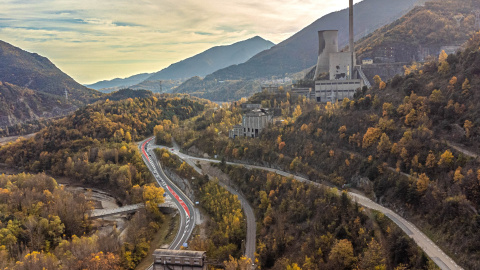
359, 238, 386, 270
462, 78, 471, 96
377, 133, 392, 154
464, 120, 473, 138
438, 50, 450, 74
438, 150, 454, 168
293, 105, 303, 119
363, 127, 382, 148
143, 184, 165, 217
328, 239, 356, 269
373, 75, 382, 86
454, 167, 464, 183
379, 81, 387, 90
416, 173, 430, 193
224, 255, 252, 270
338, 126, 347, 139
429, 89, 444, 103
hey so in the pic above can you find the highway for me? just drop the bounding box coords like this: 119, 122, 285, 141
154, 144, 463, 270
158, 141, 257, 264
139, 138, 196, 251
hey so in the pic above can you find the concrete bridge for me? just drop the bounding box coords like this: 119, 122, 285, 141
89, 201, 177, 219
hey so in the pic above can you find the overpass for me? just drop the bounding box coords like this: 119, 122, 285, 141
89, 201, 177, 219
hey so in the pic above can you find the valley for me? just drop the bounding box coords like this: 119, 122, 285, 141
1, 0, 480, 269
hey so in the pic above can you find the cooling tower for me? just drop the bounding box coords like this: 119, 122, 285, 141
314, 30, 338, 80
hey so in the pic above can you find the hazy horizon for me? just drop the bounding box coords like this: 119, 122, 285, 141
0, 0, 362, 84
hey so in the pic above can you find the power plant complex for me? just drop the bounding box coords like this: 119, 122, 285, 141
313, 0, 370, 103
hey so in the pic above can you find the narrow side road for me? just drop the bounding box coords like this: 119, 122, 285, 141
158, 144, 463, 270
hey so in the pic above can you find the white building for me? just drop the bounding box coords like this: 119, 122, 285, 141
313, 31, 366, 103
229, 109, 273, 139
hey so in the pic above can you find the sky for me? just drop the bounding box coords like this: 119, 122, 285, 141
0, 0, 362, 84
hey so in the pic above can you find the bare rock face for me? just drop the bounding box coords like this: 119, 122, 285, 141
0, 81, 77, 129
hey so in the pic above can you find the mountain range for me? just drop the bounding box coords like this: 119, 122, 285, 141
0, 40, 100, 103
86, 36, 274, 91
204, 0, 423, 81
0, 40, 101, 130
86, 73, 152, 91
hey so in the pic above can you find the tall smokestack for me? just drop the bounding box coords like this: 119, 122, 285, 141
349, 0, 355, 79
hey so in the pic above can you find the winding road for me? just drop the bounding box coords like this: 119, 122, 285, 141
139, 138, 196, 250
154, 141, 257, 264
154, 143, 463, 270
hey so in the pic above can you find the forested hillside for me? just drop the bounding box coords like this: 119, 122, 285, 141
0, 95, 207, 269
154, 148, 247, 263
220, 165, 435, 270
0, 82, 76, 128
205, 0, 421, 81
0, 95, 206, 199
0, 40, 100, 103
172, 77, 262, 101
166, 32, 480, 269
356, 0, 478, 62
0, 173, 166, 269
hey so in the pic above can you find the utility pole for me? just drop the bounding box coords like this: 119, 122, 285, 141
159, 80, 163, 93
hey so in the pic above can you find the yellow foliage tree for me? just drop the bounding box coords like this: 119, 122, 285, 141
338, 126, 347, 139
359, 238, 386, 270
438, 150, 454, 167
416, 173, 430, 193
143, 184, 165, 215
377, 133, 392, 154
439, 50, 448, 63
464, 120, 473, 138
363, 127, 382, 148
224, 255, 252, 270
293, 105, 302, 119
379, 81, 386, 90
429, 89, 444, 103
287, 263, 303, 270
454, 167, 464, 183
328, 239, 356, 269
462, 78, 471, 96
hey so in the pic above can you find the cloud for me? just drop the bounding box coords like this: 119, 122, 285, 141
0, 0, 362, 84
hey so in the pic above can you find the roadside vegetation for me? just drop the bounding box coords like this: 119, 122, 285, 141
154, 148, 247, 264
167, 33, 480, 269
219, 165, 437, 270
0, 94, 207, 269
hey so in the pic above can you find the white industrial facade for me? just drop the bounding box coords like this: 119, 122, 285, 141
229, 109, 273, 138
315, 79, 363, 103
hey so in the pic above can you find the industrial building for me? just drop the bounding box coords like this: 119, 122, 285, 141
313, 0, 370, 103
229, 108, 273, 139
291, 87, 314, 99
153, 250, 206, 270
241, 103, 262, 110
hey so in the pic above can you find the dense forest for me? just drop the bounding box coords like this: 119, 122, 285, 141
0, 95, 206, 199
0, 173, 166, 269
219, 165, 436, 270
356, 0, 478, 61
167, 32, 480, 269
0, 94, 207, 269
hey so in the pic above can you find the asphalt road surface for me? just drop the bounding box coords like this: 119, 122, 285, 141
139, 138, 196, 250
156, 142, 257, 265
156, 143, 463, 270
